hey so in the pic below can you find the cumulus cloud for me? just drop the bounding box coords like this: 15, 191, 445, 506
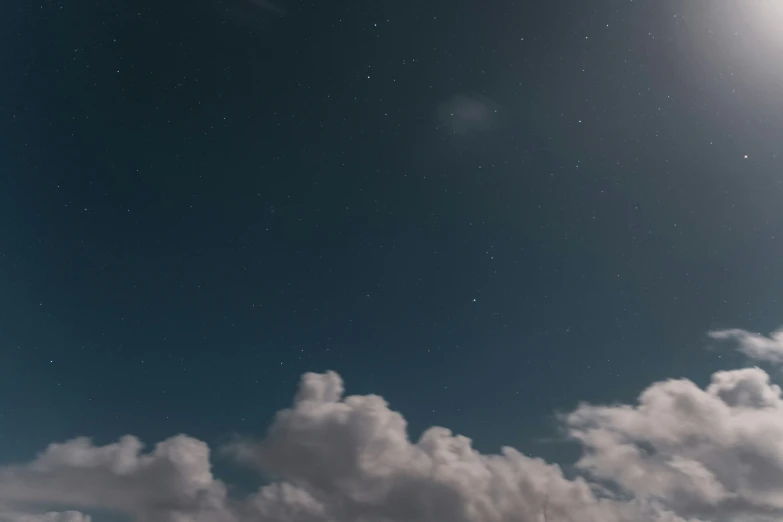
227, 371, 688, 522
4, 358, 783, 521
709, 327, 783, 364
568, 366, 783, 521
0, 435, 232, 522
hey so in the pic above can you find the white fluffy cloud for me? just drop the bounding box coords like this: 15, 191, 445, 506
5, 351, 783, 522
0, 435, 232, 522
709, 327, 783, 364
229, 371, 638, 522
568, 367, 783, 521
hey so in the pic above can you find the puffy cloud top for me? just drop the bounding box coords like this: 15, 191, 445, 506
568, 366, 783, 520
0, 434, 230, 522
5, 357, 783, 522
229, 372, 683, 522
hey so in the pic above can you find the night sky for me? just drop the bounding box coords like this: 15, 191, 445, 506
2, 1, 783, 521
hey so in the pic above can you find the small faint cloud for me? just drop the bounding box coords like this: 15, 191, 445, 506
218, 0, 286, 30
247, 0, 285, 15
708, 327, 783, 364
437, 93, 504, 136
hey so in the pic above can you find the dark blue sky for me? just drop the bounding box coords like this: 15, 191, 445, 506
1, 0, 782, 494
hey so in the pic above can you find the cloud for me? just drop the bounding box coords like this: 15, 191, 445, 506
216, 0, 285, 31
0, 512, 91, 522
4, 359, 783, 521
247, 0, 284, 15
567, 366, 783, 521
228, 371, 689, 522
437, 94, 503, 136
0, 435, 232, 522
708, 327, 783, 363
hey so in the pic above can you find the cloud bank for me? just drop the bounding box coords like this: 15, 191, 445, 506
3, 328, 783, 522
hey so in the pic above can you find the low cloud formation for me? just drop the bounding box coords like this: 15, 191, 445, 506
709, 327, 783, 364
0, 435, 231, 522
0, 512, 91, 522
4, 338, 783, 521
569, 367, 783, 521
228, 371, 638, 522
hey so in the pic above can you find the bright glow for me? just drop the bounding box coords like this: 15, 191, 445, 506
697, 0, 783, 100
746, 0, 783, 45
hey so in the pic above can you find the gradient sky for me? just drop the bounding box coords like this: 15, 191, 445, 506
1, 0, 783, 519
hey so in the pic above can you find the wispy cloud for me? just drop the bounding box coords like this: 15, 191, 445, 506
247, 0, 285, 15
218, 0, 286, 31
437, 94, 504, 136
709, 327, 783, 363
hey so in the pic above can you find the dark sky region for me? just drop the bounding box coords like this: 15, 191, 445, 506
1, 0, 783, 521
